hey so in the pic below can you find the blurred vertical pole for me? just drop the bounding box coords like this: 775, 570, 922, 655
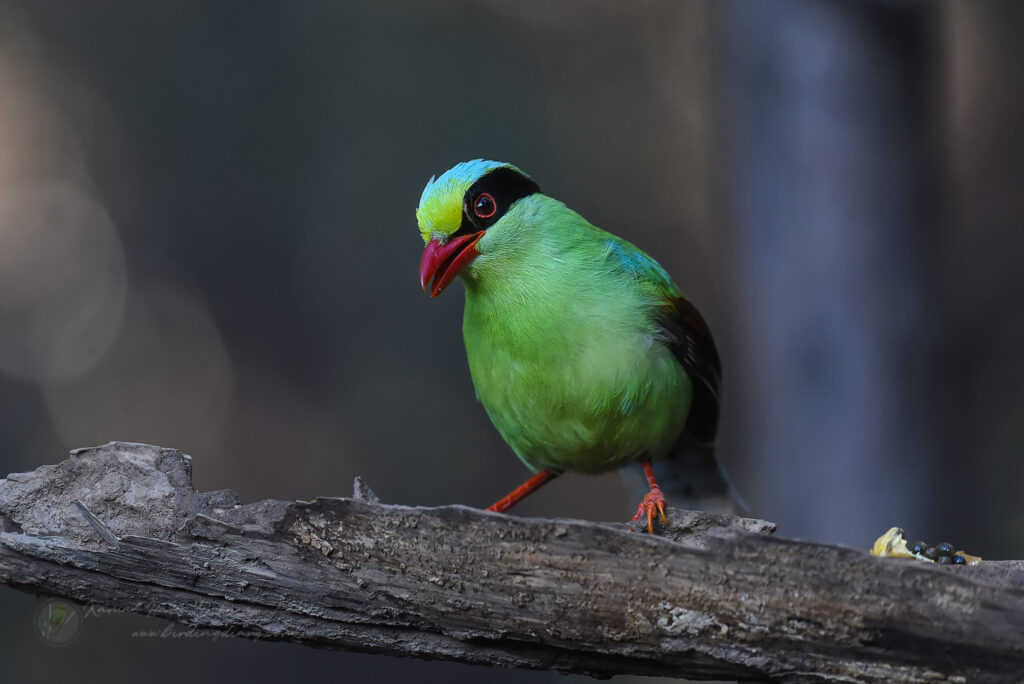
943, 1, 1024, 555
711, 0, 940, 544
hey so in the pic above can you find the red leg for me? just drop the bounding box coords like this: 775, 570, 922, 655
630, 461, 667, 533
487, 469, 558, 513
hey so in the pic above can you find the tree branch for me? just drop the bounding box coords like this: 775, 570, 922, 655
1, 443, 1022, 682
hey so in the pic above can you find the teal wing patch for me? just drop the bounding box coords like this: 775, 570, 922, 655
604, 238, 721, 444
603, 239, 677, 294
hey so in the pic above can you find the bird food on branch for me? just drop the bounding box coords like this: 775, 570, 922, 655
870, 526, 981, 565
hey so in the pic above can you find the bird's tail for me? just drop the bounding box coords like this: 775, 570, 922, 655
621, 434, 746, 515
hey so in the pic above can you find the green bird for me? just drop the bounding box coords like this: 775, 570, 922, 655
46, 603, 68, 637
417, 160, 736, 531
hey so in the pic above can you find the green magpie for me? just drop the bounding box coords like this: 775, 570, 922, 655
416, 160, 737, 532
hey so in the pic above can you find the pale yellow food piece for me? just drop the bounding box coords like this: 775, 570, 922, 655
870, 527, 914, 558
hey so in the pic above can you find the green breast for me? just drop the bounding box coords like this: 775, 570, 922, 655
461, 271, 691, 474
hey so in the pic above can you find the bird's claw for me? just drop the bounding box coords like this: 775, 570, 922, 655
631, 486, 667, 534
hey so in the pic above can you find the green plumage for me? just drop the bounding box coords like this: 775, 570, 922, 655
461, 194, 692, 474
417, 160, 724, 505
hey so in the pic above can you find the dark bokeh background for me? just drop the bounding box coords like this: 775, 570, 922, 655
1, 1, 1022, 682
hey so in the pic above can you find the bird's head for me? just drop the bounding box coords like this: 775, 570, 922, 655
416, 159, 540, 297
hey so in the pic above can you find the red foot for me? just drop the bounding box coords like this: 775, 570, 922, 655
631, 487, 667, 533
630, 462, 668, 533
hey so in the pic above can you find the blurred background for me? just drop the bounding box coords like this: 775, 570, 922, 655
0, 1, 1022, 682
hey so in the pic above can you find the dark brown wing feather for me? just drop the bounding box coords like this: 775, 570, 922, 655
655, 296, 721, 444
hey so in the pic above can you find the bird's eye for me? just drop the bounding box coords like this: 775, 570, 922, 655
473, 193, 497, 220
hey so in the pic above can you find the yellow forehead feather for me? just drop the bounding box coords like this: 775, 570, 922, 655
416, 159, 518, 243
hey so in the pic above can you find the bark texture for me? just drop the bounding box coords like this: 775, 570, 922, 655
1, 442, 1023, 682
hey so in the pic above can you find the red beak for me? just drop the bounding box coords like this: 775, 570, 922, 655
419, 231, 484, 298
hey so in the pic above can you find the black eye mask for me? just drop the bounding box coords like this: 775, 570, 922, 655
453, 167, 541, 237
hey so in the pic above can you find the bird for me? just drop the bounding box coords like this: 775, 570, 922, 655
46, 602, 68, 638
416, 159, 737, 532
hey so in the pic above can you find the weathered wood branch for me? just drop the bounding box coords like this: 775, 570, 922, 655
1, 443, 1023, 682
